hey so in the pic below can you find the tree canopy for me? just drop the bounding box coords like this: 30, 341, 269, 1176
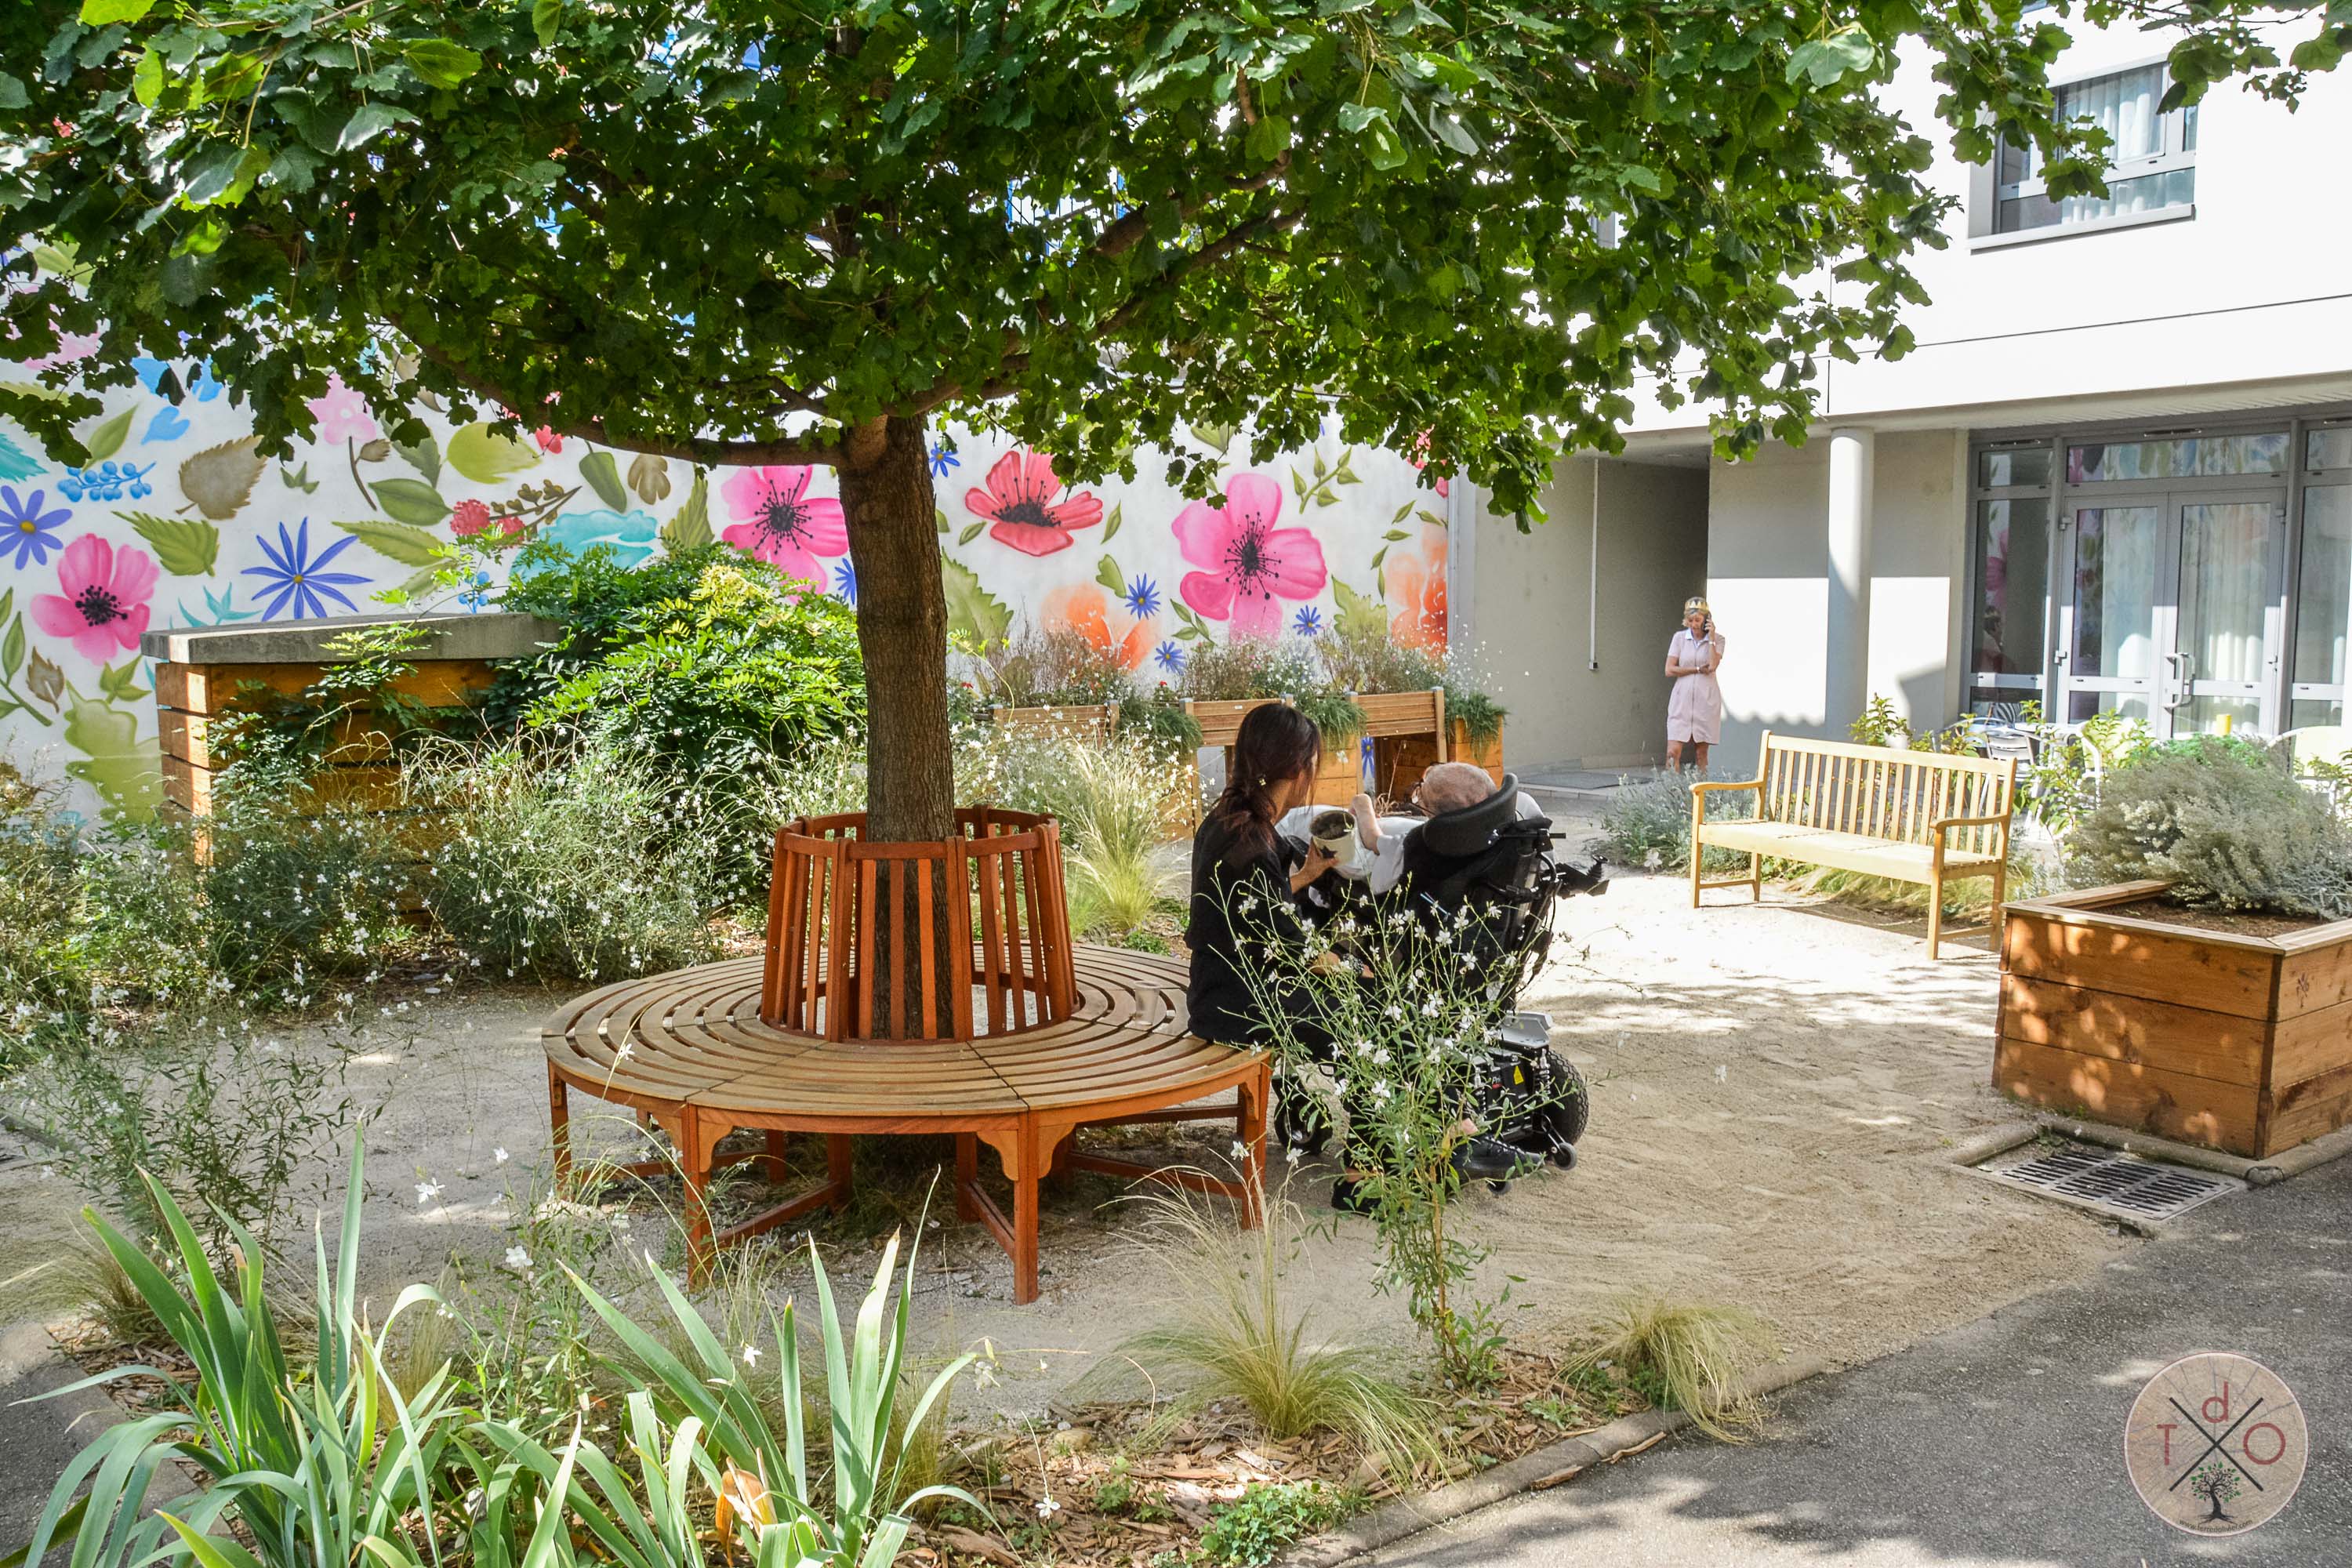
8, 0, 2341, 517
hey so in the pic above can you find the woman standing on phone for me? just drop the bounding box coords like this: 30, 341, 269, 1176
1665, 596, 1725, 772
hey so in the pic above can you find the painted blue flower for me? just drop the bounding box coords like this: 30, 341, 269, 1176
457, 570, 496, 612
1, 485, 70, 569
927, 442, 960, 477
131, 356, 223, 401
177, 584, 260, 626
834, 557, 858, 604
531, 507, 659, 572
1292, 604, 1323, 637
1154, 639, 1186, 674
143, 405, 191, 444
244, 519, 370, 620
189, 360, 224, 401
56, 461, 155, 503
0, 431, 41, 482
1123, 573, 1161, 619
132, 355, 169, 393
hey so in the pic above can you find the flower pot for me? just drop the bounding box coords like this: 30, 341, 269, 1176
1994, 880, 2352, 1157
1450, 719, 1504, 785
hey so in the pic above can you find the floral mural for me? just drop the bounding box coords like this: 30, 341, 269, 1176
1, 341, 1451, 817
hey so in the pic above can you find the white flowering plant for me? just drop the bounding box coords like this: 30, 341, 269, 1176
1236, 898, 1563, 1387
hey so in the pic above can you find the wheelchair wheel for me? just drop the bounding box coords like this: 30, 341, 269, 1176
1548, 1142, 1577, 1172
1540, 1053, 1590, 1149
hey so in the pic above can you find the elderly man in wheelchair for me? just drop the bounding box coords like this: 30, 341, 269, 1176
1269, 763, 1607, 1209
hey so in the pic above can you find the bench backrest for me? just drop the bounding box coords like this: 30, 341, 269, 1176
1757, 731, 2017, 857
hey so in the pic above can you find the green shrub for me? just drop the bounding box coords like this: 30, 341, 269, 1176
485, 539, 736, 726
407, 734, 728, 981
971, 623, 1131, 709
1575, 1294, 1775, 1442
1593, 770, 1752, 874
194, 794, 421, 1002
1178, 637, 1364, 745
2067, 737, 2352, 918
1197, 1482, 1352, 1567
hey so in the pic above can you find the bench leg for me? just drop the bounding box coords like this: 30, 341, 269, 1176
954, 1133, 980, 1222
1988, 859, 2009, 957
1011, 1123, 1042, 1305
1749, 850, 1763, 902
1926, 869, 1945, 960
826, 1134, 854, 1210
546, 1063, 572, 1195
681, 1106, 716, 1285
1237, 1062, 1269, 1231
763, 1129, 789, 1185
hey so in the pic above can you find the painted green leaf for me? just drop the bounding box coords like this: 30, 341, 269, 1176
97, 659, 147, 702
628, 452, 671, 506
369, 477, 452, 528
956, 521, 985, 546
27, 648, 63, 707
179, 437, 267, 520
1332, 579, 1388, 640
1094, 555, 1126, 597
332, 518, 448, 568
123, 510, 220, 576
63, 699, 162, 820
82, 405, 136, 463
941, 552, 1011, 648
934, 506, 950, 534
394, 437, 441, 485
1102, 502, 1123, 543
78, 0, 155, 22
446, 422, 539, 485
1188, 422, 1237, 457
661, 471, 710, 551
579, 449, 628, 510
402, 40, 484, 88
1, 614, 21, 681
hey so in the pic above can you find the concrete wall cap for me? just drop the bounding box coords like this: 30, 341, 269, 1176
140, 611, 564, 666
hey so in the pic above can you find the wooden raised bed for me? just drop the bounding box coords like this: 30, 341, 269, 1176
1994, 880, 2352, 1157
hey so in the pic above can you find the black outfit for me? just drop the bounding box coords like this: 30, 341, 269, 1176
1185, 810, 1315, 1047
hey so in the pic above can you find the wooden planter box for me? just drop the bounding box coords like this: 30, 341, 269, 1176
143, 612, 558, 818
1994, 880, 2352, 1158
1386, 719, 1505, 803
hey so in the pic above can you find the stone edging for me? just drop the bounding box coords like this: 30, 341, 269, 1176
1929, 1115, 2352, 1188
1278, 1353, 1834, 1567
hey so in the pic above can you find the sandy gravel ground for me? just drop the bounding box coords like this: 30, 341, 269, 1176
5, 816, 2129, 1422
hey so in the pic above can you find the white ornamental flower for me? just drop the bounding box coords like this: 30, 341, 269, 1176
415, 1181, 444, 1206
1035, 1497, 1062, 1519
742, 1343, 762, 1366
504, 1245, 534, 1272
494, 1147, 511, 1164
1229, 1140, 1247, 1160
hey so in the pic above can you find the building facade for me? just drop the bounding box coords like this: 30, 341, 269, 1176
1454, 25, 2352, 776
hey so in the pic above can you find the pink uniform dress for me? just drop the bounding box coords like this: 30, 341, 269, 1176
1666, 628, 1725, 745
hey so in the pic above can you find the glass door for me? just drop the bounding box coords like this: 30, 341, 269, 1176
2057, 492, 2285, 737
2059, 501, 2164, 726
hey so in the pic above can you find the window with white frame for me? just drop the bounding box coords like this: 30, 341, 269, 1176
1992, 64, 2197, 235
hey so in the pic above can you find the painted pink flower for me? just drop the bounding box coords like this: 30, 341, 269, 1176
533, 426, 564, 454
450, 499, 492, 537
1410, 431, 1450, 498
24, 330, 101, 373
1172, 472, 1327, 639
31, 534, 156, 662
306, 372, 378, 443
964, 449, 1103, 557
720, 465, 848, 586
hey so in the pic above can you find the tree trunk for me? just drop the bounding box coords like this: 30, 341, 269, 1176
838, 415, 955, 844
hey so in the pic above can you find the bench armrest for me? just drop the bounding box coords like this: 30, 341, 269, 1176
1690, 779, 1762, 794
1930, 812, 2012, 829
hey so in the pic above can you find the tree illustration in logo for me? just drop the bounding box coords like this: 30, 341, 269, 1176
2189, 1460, 2245, 1525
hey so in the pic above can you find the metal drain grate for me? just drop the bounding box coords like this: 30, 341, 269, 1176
1980, 1142, 2243, 1224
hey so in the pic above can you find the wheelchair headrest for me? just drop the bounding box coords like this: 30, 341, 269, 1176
1417, 772, 1522, 859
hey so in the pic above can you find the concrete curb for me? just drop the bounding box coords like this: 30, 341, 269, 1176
2244, 1120, 2352, 1185
1279, 1354, 1835, 1567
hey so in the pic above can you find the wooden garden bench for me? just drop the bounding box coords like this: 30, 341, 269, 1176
1691, 731, 2020, 958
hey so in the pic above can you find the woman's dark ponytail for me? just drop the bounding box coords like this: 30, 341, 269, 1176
1207, 703, 1323, 857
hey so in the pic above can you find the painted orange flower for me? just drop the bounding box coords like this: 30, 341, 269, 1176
1386, 534, 1448, 654
1046, 583, 1154, 671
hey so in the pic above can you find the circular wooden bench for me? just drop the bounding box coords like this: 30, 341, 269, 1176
543, 946, 1269, 1302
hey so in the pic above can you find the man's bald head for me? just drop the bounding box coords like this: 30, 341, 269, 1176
1418, 762, 1496, 816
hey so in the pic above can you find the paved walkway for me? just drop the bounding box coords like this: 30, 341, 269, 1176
1369, 1156, 2352, 1567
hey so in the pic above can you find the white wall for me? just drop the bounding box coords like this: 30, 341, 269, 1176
1468, 458, 1708, 771
1704, 431, 1969, 774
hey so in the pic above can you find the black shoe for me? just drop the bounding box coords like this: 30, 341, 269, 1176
1451, 1136, 1530, 1182
1331, 1176, 1374, 1214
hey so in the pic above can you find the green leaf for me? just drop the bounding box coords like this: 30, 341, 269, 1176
130, 49, 162, 107
97, 659, 147, 702
1787, 30, 1878, 89
1094, 554, 1125, 597
1102, 501, 1123, 543
394, 436, 441, 486
63, 699, 162, 820
82, 405, 135, 463
941, 553, 1011, 647
628, 452, 671, 505
332, 518, 448, 568
78, 0, 155, 22
402, 40, 483, 89
337, 103, 418, 151
1332, 579, 1387, 639
446, 422, 539, 485
179, 437, 266, 519
579, 449, 628, 510
368, 477, 451, 528
934, 506, 950, 534
533, 0, 564, 46
1, 615, 21, 682
662, 471, 710, 550
956, 521, 985, 546
122, 510, 219, 575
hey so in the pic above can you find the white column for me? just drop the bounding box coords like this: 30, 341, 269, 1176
1825, 427, 1875, 729
1446, 472, 1479, 660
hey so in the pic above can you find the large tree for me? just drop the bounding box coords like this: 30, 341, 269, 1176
3, 0, 2342, 842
